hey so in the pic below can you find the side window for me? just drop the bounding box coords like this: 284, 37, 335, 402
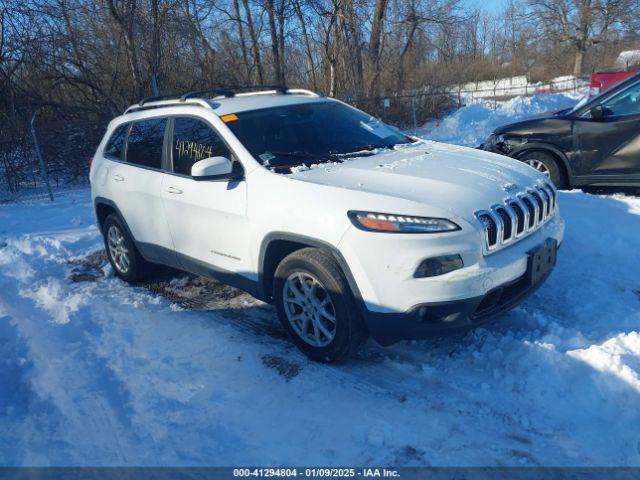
601, 82, 640, 117
125, 118, 167, 169
171, 117, 232, 176
104, 124, 129, 160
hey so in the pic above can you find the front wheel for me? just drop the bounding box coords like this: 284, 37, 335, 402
273, 248, 368, 362
102, 213, 152, 283
518, 150, 566, 189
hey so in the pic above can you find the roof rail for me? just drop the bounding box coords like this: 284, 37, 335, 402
229, 84, 289, 94
180, 88, 236, 101
124, 98, 213, 115
124, 85, 320, 114
137, 93, 181, 106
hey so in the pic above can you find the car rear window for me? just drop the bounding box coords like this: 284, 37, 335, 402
103, 123, 129, 161
126, 118, 167, 169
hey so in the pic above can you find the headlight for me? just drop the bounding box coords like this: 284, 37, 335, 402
348, 211, 461, 233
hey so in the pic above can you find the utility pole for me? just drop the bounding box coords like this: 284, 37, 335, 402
30, 112, 54, 202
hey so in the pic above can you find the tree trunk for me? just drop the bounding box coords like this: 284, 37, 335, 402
107, 0, 141, 99
367, 0, 389, 94
573, 46, 585, 77
232, 0, 251, 83
241, 0, 264, 85
150, 0, 160, 96
397, 21, 418, 91
293, 0, 317, 90
574, 0, 591, 77
342, 0, 363, 96
277, 1, 286, 84
266, 0, 283, 85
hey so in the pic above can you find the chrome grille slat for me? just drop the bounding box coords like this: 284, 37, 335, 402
537, 186, 550, 217
488, 209, 503, 249
500, 201, 518, 244
510, 197, 528, 237
476, 182, 557, 254
521, 192, 539, 229
528, 189, 544, 224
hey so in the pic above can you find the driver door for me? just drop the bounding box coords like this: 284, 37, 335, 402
161, 116, 251, 278
574, 80, 640, 181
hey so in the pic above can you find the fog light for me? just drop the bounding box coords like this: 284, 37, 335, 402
414, 254, 463, 278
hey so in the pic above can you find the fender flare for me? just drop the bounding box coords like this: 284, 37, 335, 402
94, 197, 137, 242
257, 232, 367, 315
509, 143, 574, 187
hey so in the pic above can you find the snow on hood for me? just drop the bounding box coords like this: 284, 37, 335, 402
288, 141, 545, 218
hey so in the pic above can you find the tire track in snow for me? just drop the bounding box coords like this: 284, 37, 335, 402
0, 241, 151, 465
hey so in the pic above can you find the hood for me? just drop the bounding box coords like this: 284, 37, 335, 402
492, 109, 570, 135
288, 141, 546, 219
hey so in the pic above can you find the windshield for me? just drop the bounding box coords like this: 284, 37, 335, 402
568, 76, 640, 115
224, 100, 412, 173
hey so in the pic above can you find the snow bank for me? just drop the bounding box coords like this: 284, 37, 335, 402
414, 92, 584, 147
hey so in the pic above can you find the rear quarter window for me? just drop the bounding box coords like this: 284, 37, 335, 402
103, 123, 129, 161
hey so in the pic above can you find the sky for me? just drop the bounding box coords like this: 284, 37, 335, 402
461, 0, 509, 12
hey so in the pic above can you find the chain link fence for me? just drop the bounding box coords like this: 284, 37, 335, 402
350, 76, 589, 129
0, 110, 104, 203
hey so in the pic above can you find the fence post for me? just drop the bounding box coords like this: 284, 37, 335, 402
30, 112, 54, 202
411, 93, 418, 130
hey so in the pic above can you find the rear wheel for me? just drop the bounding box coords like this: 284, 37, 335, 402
273, 248, 368, 362
102, 213, 152, 283
518, 150, 566, 189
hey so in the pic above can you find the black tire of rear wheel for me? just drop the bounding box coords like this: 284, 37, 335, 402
102, 213, 152, 283
273, 248, 369, 363
518, 150, 567, 189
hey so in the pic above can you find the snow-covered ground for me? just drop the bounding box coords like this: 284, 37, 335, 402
2, 94, 640, 467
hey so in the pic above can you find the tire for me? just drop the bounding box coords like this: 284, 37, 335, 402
273, 248, 368, 363
102, 213, 152, 283
518, 150, 567, 189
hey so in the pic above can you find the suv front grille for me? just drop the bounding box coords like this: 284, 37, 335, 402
475, 182, 557, 253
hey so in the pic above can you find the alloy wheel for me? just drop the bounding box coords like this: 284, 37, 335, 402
282, 272, 337, 347
524, 158, 551, 177
107, 225, 130, 273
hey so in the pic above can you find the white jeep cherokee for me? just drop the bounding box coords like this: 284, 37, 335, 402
90, 86, 564, 362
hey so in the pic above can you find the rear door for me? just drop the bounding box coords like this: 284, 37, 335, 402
574, 80, 640, 183
161, 116, 251, 277
117, 117, 175, 260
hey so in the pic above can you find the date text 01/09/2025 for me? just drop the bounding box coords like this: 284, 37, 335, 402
232, 468, 400, 478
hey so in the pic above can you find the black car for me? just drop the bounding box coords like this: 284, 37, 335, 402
481, 73, 640, 188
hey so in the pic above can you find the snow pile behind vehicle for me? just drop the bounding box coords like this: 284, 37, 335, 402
415, 92, 585, 147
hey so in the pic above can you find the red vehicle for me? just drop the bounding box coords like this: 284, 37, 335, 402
589, 71, 637, 97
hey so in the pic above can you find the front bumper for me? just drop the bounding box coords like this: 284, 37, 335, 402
364, 242, 556, 345
338, 213, 564, 345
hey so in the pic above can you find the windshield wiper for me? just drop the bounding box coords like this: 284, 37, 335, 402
263, 150, 316, 159
331, 143, 395, 157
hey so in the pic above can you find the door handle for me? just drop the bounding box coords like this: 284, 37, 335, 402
112, 174, 124, 182
165, 186, 183, 195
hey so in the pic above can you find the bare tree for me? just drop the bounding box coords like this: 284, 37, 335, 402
529, 0, 637, 76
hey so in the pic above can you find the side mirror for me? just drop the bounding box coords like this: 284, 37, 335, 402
191, 157, 242, 181
590, 105, 605, 121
